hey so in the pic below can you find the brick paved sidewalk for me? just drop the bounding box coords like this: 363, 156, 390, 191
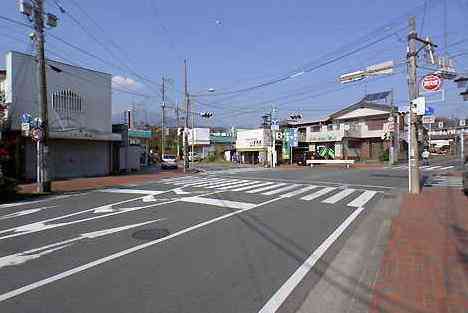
370, 187, 468, 313
18, 169, 185, 193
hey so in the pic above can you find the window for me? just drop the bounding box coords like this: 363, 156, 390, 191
52, 89, 84, 114
310, 125, 321, 132
367, 119, 385, 130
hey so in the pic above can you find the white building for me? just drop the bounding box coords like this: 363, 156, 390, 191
1, 51, 121, 180
235, 128, 272, 164
187, 127, 211, 158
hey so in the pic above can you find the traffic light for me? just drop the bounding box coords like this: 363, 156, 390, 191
454, 76, 468, 101
289, 112, 303, 120
200, 112, 214, 119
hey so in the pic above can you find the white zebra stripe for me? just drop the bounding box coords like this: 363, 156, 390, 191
279, 185, 319, 198
204, 180, 249, 189
262, 184, 302, 196
245, 183, 288, 194
230, 182, 276, 192
321, 189, 356, 204
300, 187, 336, 201
347, 191, 378, 208
217, 181, 260, 190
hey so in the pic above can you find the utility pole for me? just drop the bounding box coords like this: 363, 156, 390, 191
407, 16, 421, 194
191, 102, 195, 168
33, 0, 51, 192
161, 76, 166, 157
175, 102, 180, 160
183, 59, 190, 172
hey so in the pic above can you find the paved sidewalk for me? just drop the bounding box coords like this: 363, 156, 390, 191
370, 187, 468, 313
18, 169, 185, 193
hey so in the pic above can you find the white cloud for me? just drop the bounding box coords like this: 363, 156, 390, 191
112, 75, 141, 90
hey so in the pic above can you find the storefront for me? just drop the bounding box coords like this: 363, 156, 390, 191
235, 129, 271, 165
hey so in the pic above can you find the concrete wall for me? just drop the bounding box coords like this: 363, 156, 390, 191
25, 140, 111, 180
5, 51, 112, 134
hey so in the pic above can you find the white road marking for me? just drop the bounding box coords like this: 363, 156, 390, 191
261, 184, 302, 196
159, 176, 193, 183
245, 183, 288, 194
347, 191, 378, 208
0, 219, 164, 269
171, 178, 213, 186
173, 188, 191, 195
0, 197, 282, 303
203, 180, 249, 189
180, 197, 256, 210
0, 245, 74, 270
419, 165, 431, 169
257, 206, 366, 313
0, 206, 57, 220
216, 181, 260, 190
98, 189, 166, 195
279, 185, 319, 198
229, 181, 276, 192
300, 187, 336, 201
0, 195, 72, 209
438, 166, 454, 170
321, 189, 356, 204
185, 179, 231, 187
0, 189, 180, 240
425, 166, 443, 171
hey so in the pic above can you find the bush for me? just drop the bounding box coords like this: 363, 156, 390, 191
208, 153, 217, 162
379, 149, 390, 162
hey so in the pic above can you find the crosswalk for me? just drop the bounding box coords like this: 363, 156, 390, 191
385, 165, 456, 172
424, 176, 463, 188
159, 176, 382, 208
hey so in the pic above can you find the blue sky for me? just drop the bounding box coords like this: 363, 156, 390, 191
1, 0, 467, 127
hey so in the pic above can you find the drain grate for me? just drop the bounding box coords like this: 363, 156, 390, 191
132, 228, 170, 241
383, 193, 398, 199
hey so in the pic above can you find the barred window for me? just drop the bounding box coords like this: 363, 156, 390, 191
52, 89, 84, 113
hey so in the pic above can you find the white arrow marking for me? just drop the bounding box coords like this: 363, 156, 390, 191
173, 188, 191, 195
0, 219, 165, 270
0, 206, 57, 220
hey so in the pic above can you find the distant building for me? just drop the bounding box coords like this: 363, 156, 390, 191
1, 51, 121, 181
289, 91, 403, 161
425, 117, 468, 153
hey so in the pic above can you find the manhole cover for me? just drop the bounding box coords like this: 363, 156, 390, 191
132, 228, 170, 241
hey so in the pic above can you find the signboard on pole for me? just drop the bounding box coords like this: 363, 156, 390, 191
422, 116, 435, 124
32, 128, 43, 142
422, 74, 442, 92
271, 119, 279, 130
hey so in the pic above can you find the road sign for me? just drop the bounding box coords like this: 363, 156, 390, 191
271, 119, 279, 130
32, 117, 42, 129
32, 128, 43, 142
412, 97, 426, 115
422, 74, 442, 92
21, 113, 32, 124
422, 116, 435, 124
425, 106, 434, 115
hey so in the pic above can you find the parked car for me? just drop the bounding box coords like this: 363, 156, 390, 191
161, 154, 178, 169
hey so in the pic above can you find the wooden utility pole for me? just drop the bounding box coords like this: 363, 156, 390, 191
183, 59, 190, 172
33, 0, 51, 192
407, 16, 421, 194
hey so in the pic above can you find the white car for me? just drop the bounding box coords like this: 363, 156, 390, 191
161, 154, 178, 169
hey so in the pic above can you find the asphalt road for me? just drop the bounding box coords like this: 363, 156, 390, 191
0, 161, 458, 313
